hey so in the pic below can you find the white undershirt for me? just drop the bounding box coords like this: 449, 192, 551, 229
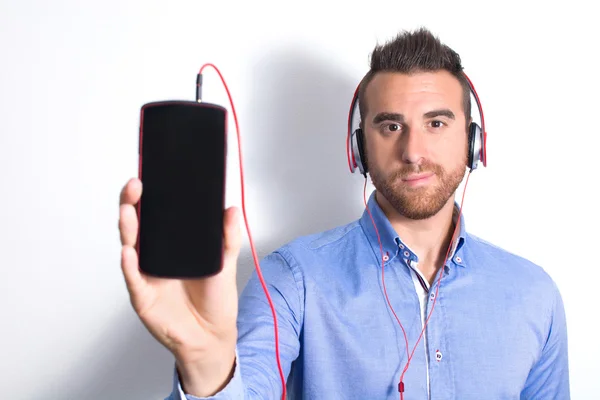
407, 260, 431, 400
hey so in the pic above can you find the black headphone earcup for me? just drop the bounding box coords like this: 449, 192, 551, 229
468, 122, 483, 171
468, 123, 475, 169
355, 128, 368, 175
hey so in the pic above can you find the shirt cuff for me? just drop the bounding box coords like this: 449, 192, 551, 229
170, 349, 243, 400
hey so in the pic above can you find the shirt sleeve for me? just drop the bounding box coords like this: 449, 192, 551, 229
520, 281, 570, 399
165, 249, 304, 400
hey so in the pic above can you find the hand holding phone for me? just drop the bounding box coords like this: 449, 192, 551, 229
118, 100, 239, 396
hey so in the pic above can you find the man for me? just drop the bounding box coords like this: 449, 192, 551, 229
118, 27, 569, 399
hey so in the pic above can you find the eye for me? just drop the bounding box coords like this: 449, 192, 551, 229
381, 123, 402, 133
429, 120, 446, 129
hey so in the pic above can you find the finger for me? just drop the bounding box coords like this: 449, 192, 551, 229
119, 203, 139, 246
121, 245, 145, 302
119, 178, 143, 205
222, 206, 242, 271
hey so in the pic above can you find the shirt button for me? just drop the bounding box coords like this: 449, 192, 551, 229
383, 254, 389, 261
454, 256, 462, 263
436, 350, 443, 362
403, 251, 410, 257
430, 293, 435, 300
399, 244, 405, 249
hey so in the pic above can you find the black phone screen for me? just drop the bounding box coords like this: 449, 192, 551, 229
137, 101, 227, 278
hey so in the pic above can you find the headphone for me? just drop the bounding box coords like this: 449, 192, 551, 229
346, 72, 487, 177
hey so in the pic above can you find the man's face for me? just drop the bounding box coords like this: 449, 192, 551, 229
363, 70, 468, 220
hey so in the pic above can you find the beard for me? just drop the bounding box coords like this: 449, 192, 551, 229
369, 157, 467, 220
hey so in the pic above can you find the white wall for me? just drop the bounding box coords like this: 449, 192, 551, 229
1, 0, 598, 398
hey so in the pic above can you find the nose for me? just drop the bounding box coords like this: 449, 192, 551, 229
400, 129, 426, 165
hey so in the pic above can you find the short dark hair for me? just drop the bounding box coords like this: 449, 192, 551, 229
358, 27, 472, 129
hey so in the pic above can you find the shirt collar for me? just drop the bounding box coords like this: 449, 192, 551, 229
358, 190, 468, 267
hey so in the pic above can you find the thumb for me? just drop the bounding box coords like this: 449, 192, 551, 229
222, 206, 242, 271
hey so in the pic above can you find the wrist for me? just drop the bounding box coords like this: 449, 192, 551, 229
176, 346, 236, 397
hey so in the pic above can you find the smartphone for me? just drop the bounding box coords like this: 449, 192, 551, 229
136, 100, 227, 278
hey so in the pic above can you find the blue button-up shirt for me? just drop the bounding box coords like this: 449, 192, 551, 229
169, 191, 570, 399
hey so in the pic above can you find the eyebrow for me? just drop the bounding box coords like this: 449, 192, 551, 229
423, 109, 455, 120
371, 109, 456, 125
372, 112, 405, 125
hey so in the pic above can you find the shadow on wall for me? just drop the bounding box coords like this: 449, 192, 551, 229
59, 45, 370, 400
236, 45, 367, 290
55, 305, 175, 400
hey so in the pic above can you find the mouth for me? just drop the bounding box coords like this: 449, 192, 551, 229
401, 172, 435, 185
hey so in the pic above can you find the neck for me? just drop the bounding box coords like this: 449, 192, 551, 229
375, 191, 458, 284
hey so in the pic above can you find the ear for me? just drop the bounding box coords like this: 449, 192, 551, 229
465, 116, 473, 139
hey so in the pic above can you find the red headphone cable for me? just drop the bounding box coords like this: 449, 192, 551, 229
198, 63, 287, 400
199, 62, 473, 400
364, 171, 471, 400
